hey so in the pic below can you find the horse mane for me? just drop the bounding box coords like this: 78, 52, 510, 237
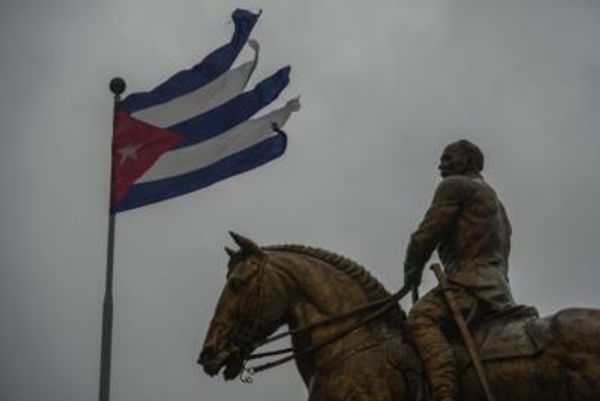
263, 244, 406, 325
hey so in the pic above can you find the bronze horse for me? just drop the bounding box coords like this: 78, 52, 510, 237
199, 233, 600, 401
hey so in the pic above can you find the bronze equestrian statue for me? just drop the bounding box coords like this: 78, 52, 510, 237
198, 142, 600, 401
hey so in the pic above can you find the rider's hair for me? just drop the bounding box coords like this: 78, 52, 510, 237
454, 139, 484, 173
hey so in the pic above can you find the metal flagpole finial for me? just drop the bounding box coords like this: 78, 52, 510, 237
109, 77, 126, 98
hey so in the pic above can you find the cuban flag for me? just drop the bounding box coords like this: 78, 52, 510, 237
110, 9, 300, 213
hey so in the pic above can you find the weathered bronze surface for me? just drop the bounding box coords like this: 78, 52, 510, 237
199, 232, 600, 400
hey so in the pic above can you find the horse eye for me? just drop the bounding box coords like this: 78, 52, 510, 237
228, 278, 245, 293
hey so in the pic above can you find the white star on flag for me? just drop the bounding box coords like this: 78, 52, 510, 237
117, 143, 142, 164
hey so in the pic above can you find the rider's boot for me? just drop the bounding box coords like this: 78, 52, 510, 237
407, 289, 464, 401
412, 325, 458, 401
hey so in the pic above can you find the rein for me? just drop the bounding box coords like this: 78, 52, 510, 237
241, 284, 412, 378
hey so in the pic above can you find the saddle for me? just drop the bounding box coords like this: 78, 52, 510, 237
453, 305, 554, 372
383, 304, 558, 401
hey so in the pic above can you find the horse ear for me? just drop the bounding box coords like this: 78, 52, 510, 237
229, 231, 265, 257
224, 246, 237, 258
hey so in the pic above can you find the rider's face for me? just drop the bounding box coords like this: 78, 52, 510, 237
438, 144, 469, 178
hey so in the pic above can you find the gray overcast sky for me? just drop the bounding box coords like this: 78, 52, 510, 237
1, 0, 599, 400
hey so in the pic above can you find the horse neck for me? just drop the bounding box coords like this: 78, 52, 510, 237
269, 251, 398, 374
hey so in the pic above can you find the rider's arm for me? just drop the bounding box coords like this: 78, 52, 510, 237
403, 177, 465, 284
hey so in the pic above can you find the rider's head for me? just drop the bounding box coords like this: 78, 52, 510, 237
439, 140, 484, 178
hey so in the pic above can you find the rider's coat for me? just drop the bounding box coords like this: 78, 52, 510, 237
405, 173, 515, 310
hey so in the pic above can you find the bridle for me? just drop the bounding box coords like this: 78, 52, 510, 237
226, 260, 413, 382
230, 262, 270, 356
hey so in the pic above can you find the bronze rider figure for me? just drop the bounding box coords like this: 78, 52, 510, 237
403, 140, 516, 401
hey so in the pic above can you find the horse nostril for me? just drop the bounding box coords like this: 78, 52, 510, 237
198, 346, 216, 365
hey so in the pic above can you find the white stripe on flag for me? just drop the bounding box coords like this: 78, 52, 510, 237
136, 97, 300, 183
132, 41, 260, 128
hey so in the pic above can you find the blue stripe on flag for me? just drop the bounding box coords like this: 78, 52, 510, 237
120, 9, 259, 114
113, 133, 287, 212
169, 66, 290, 148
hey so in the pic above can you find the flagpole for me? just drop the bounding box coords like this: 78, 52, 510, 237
99, 77, 126, 401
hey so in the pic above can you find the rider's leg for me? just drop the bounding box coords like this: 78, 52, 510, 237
407, 285, 478, 401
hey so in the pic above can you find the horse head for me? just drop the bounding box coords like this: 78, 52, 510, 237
198, 232, 290, 380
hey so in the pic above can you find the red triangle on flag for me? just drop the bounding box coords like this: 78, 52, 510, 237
111, 110, 183, 207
